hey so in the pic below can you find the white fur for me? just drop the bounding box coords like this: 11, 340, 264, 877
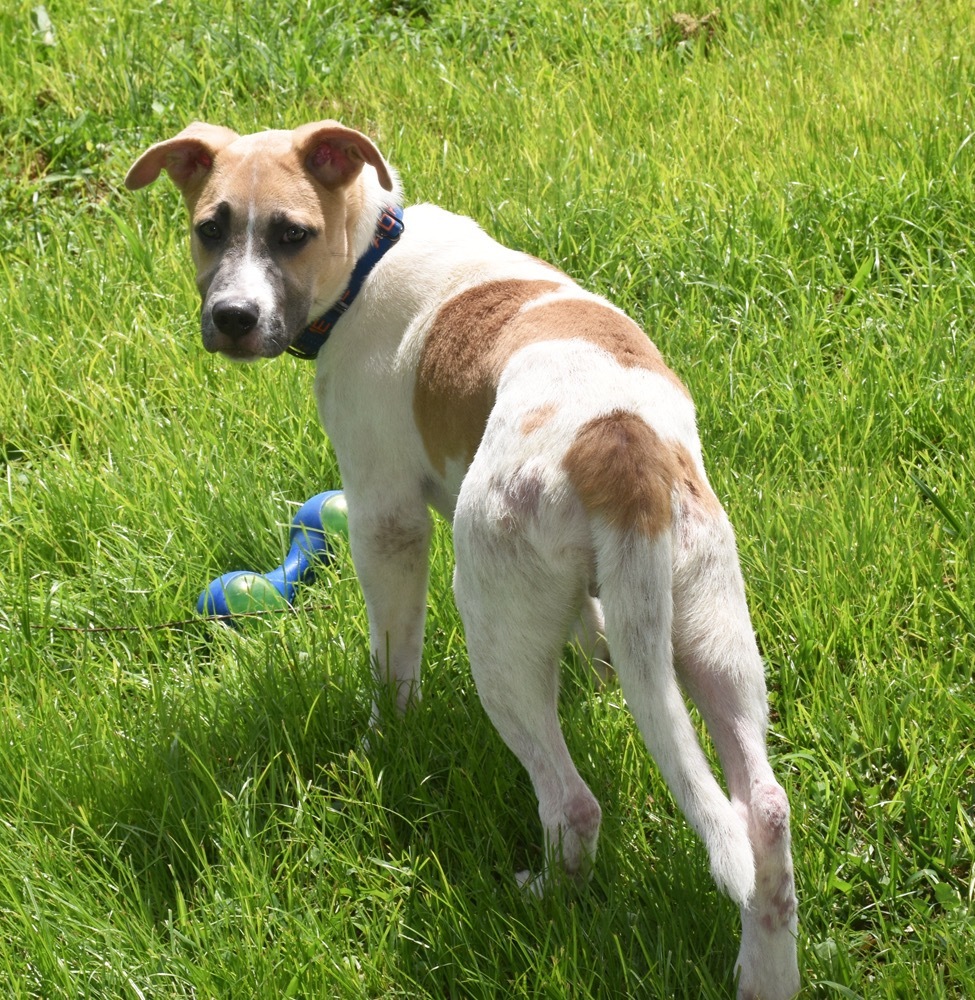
136, 126, 800, 1000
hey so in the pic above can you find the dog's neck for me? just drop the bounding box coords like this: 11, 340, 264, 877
287, 205, 405, 361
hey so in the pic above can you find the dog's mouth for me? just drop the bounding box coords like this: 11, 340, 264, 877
209, 338, 274, 362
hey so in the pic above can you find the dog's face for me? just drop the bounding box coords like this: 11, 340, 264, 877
126, 122, 394, 360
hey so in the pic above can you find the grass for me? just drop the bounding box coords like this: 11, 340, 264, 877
1, 0, 973, 995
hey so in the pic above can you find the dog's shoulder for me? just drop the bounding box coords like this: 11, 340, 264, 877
402, 202, 488, 244
402, 203, 568, 278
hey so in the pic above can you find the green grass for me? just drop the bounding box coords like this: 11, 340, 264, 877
1, 0, 973, 996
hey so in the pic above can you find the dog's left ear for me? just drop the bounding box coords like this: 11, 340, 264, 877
295, 121, 395, 193
125, 123, 240, 193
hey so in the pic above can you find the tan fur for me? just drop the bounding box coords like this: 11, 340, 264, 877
517, 297, 690, 398
187, 139, 366, 311
125, 123, 388, 336
414, 279, 562, 474
520, 404, 558, 436
563, 410, 677, 538
674, 444, 724, 517
414, 279, 689, 475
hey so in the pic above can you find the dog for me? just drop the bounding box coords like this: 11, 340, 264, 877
126, 121, 800, 999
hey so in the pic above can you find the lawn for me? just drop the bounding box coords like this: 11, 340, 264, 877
1, 0, 973, 996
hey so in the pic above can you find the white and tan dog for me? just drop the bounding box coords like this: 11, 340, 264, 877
126, 121, 799, 999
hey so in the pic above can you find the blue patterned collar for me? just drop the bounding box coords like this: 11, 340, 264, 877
287, 205, 405, 360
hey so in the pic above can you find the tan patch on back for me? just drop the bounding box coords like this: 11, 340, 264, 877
563, 410, 678, 538
509, 298, 689, 398
415, 279, 688, 474
414, 279, 561, 474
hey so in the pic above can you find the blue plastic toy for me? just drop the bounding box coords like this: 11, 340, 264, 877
197, 490, 349, 619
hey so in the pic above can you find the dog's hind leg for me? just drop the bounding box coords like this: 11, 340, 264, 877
672, 498, 799, 1000
453, 486, 602, 885
594, 522, 758, 908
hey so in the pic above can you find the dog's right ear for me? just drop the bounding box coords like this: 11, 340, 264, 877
125, 123, 239, 193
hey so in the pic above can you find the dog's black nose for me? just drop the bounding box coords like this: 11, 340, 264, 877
212, 301, 260, 339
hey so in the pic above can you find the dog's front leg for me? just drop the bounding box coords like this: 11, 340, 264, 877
346, 499, 433, 721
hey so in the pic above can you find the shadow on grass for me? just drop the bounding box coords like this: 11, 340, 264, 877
15, 613, 744, 997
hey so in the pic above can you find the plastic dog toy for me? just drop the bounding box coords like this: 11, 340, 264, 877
197, 490, 348, 619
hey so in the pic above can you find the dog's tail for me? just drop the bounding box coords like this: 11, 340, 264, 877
592, 518, 756, 906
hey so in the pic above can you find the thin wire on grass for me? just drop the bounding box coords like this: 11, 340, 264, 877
46, 603, 333, 633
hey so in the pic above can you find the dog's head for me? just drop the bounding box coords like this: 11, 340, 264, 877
126, 122, 397, 360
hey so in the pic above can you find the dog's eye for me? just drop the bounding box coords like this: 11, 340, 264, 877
197, 221, 222, 242
281, 226, 308, 245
